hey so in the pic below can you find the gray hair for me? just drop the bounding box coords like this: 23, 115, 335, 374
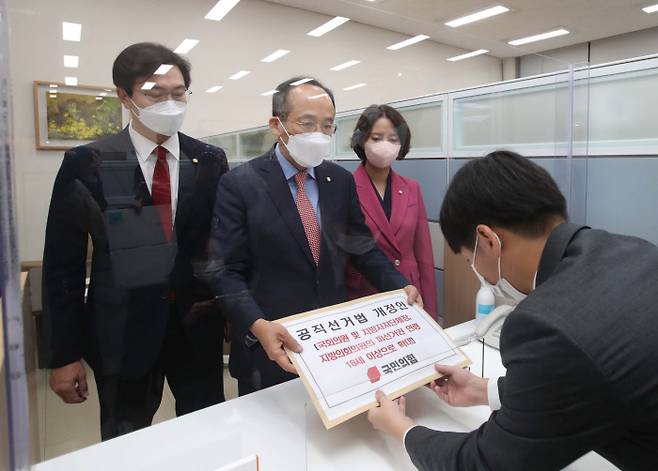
272, 76, 336, 121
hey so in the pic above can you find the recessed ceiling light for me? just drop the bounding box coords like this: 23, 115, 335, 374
49, 94, 57, 99
447, 49, 489, 61
174, 39, 199, 54
508, 28, 569, 46
261, 49, 290, 63
642, 3, 658, 13
63, 55, 79, 68
386, 34, 430, 51
205, 0, 241, 21
154, 64, 173, 75
330, 60, 360, 71
260, 89, 279, 96
99, 92, 108, 96
343, 83, 367, 91
445, 5, 509, 28
307, 16, 350, 37
291, 78, 313, 86
104, 88, 112, 92
64, 76, 78, 86
229, 70, 251, 80
95, 96, 103, 101
205, 85, 223, 93
62, 22, 81, 41
49, 84, 58, 88
141, 81, 156, 90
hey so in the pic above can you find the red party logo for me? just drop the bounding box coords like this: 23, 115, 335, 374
367, 366, 381, 383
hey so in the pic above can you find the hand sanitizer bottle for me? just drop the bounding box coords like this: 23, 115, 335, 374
475, 285, 495, 324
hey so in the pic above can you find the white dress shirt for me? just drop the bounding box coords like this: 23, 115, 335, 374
487, 376, 502, 410
128, 124, 180, 221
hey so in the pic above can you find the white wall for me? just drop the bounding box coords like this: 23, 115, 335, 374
519, 26, 658, 77
7, 0, 502, 262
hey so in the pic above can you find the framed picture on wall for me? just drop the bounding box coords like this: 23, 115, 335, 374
33, 81, 128, 150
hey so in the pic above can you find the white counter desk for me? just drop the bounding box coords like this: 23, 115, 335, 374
34, 321, 618, 471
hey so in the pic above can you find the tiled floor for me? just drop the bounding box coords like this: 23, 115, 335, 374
30, 363, 238, 464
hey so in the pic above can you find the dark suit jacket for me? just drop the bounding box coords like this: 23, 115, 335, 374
43, 128, 229, 378
211, 147, 408, 378
406, 223, 658, 470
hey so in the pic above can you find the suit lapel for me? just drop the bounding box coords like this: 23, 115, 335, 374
354, 165, 401, 254
133, 162, 152, 206
175, 135, 199, 229
260, 150, 316, 267
389, 170, 409, 237
315, 163, 337, 264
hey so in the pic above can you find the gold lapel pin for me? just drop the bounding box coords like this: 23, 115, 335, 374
326, 176, 332, 182
192, 158, 199, 164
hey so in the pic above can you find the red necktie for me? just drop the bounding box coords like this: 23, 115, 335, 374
294, 171, 321, 266
152, 146, 172, 242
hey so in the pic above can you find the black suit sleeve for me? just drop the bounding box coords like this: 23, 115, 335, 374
42, 149, 92, 368
404, 311, 624, 471
344, 174, 408, 292
209, 171, 265, 336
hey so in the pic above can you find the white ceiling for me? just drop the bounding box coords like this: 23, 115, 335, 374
266, 0, 658, 58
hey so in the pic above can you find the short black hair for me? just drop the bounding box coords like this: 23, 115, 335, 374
440, 150, 568, 253
351, 104, 411, 163
112, 42, 191, 97
272, 76, 335, 120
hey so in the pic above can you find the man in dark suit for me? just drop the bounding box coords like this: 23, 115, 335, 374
368, 150, 658, 470
43, 43, 229, 440
211, 77, 422, 395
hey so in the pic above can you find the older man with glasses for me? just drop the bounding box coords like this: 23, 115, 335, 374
210, 76, 422, 395
43, 42, 229, 440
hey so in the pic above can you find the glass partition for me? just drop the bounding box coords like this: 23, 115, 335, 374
9, 0, 658, 468
238, 128, 277, 160
396, 101, 443, 154
451, 78, 572, 156
205, 133, 238, 161
585, 59, 658, 154
1, 0, 30, 468
207, 56, 658, 162
335, 114, 360, 157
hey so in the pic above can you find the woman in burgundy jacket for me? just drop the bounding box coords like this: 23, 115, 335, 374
346, 104, 438, 319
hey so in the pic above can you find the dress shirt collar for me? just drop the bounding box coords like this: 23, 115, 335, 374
275, 143, 316, 181
129, 123, 180, 162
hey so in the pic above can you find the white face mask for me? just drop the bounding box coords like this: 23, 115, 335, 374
130, 99, 186, 136
277, 118, 331, 168
471, 231, 528, 305
365, 141, 401, 169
